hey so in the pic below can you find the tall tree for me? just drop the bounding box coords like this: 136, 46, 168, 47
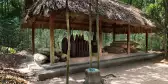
163, 0, 168, 58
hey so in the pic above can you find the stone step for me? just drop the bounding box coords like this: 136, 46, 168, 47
36, 53, 163, 81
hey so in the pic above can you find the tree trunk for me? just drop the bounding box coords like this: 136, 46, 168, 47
163, 0, 168, 59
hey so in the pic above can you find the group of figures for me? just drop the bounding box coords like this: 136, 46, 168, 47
62, 35, 90, 57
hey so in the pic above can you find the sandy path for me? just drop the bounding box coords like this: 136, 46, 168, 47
33, 58, 168, 84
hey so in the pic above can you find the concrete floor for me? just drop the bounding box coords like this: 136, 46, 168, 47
31, 56, 168, 84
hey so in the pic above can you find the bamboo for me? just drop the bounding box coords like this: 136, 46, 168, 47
89, 0, 93, 68
49, 14, 55, 64
96, 0, 100, 69
66, 0, 70, 84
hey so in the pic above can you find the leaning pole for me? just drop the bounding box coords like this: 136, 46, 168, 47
66, 0, 70, 84
96, 0, 100, 69
89, 0, 93, 68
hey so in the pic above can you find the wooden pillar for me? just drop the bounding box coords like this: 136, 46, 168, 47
32, 23, 35, 54
113, 28, 116, 42
99, 20, 102, 57
127, 25, 131, 54
150, 29, 153, 51
49, 14, 55, 64
146, 31, 148, 53
164, 31, 167, 57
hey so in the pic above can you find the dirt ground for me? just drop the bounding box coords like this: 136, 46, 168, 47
32, 57, 168, 84
0, 50, 33, 84
0, 52, 167, 84
0, 54, 26, 68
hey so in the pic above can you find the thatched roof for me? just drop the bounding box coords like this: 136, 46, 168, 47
22, 0, 155, 33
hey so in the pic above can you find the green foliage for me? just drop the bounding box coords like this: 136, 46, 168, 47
0, 0, 29, 51
119, 0, 166, 50
0, 46, 16, 54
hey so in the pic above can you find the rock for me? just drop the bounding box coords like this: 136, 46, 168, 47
55, 51, 62, 58
37, 48, 62, 63
41, 51, 50, 57
38, 48, 62, 57
60, 54, 67, 62
54, 56, 60, 63
34, 53, 48, 64
16, 50, 32, 56
104, 46, 126, 54
130, 47, 138, 53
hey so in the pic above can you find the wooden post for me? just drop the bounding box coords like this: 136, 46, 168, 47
96, 0, 100, 69
49, 14, 55, 64
66, 0, 70, 84
150, 29, 153, 51
164, 32, 167, 57
113, 28, 116, 42
127, 25, 130, 54
89, 0, 93, 68
32, 23, 35, 54
99, 20, 102, 57
146, 31, 148, 53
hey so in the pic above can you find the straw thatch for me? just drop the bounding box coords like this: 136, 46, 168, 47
22, 0, 155, 33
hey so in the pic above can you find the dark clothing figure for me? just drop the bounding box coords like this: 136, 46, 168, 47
62, 37, 68, 54
70, 35, 76, 57
62, 35, 89, 57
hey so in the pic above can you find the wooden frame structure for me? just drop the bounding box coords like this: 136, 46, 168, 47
23, 0, 155, 62
22, 0, 155, 83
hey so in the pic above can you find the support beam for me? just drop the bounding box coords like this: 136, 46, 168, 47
146, 31, 148, 53
32, 23, 35, 54
164, 32, 167, 57
99, 19, 102, 57
150, 29, 153, 51
49, 14, 55, 64
127, 25, 131, 54
113, 28, 116, 42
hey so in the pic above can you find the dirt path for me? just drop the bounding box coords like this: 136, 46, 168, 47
32, 57, 168, 84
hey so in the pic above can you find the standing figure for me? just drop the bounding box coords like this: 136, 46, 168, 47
62, 37, 68, 54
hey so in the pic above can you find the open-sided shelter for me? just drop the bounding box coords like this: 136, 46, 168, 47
22, 0, 155, 63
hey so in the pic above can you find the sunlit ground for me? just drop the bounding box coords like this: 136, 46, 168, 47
33, 57, 168, 84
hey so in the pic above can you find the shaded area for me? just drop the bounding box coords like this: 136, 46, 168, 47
0, 54, 27, 68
